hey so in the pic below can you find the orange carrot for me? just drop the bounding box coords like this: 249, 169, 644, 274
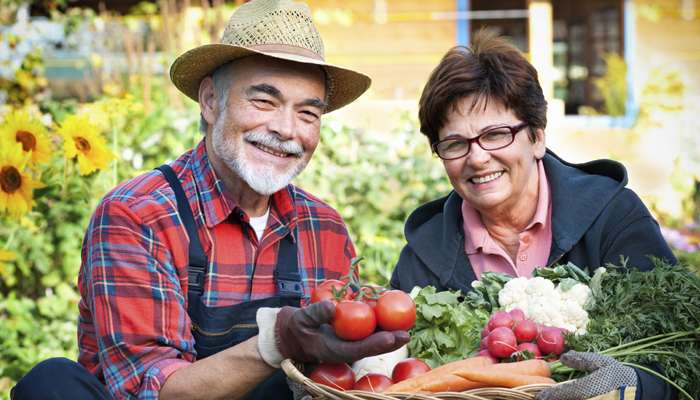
419, 374, 485, 392
453, 368, 556, 388
485, 359, 551, 378
384, 356, 492, 393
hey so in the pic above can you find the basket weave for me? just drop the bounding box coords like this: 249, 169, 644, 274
281, 359, 554, 400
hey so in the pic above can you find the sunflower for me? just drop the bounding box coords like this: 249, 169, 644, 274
0, 110, 52, 165
58, 114, 115, 176
0, 143, 41, 218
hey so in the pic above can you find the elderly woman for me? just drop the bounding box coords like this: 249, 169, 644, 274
390, 32, 676, 400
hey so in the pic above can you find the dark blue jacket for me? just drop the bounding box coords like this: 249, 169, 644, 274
391, 150, 677, 400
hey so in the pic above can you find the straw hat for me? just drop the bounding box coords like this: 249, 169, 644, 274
170, 0, 371, 113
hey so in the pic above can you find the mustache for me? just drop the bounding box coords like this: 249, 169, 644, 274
243, 131, 304, 157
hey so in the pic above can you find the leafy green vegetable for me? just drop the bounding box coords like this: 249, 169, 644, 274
464, 271, 512, 312
533, 262, 591, 284
564, 262, 700, 398
408, 286, 489, 368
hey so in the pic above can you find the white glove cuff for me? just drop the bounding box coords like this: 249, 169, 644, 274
256, 307, 284, 368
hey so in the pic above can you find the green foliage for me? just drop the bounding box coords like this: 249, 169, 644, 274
296, 113, 451, 284
566, 263, 700, 397
593, 53, 627, 117
407, 286, 489, 368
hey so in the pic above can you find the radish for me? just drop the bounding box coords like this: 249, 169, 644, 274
487, 327, 518, 358
513, 319, 538, 343
508, 308, 525, 323
480, 336, 489, 350
537, 327, 566, 355
480, 325, 490, 338
487, 311, 514, 331
515, 342, 542, 360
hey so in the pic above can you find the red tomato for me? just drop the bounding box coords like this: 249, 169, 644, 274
310, 279, 350, 304
333, 300, 376, 341
353, 373, 393, 392
391, 358, 431, 383
375, 290, 416, 331
309, 363, 355, 391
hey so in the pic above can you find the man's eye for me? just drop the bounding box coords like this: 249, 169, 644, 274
252, 99, 274, 106
300, 110, 319, 120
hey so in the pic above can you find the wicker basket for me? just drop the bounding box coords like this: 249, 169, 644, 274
281, 359, 554, 400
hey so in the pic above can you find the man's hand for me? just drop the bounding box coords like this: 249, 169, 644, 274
536, 351, 637, 400
275, 300, 410, 364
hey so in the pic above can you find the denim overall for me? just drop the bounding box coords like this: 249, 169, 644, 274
157, 165, 302, 399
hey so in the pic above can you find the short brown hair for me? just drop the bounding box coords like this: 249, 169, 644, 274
418, 30, 547, 146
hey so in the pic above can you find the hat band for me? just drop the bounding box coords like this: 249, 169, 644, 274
248, 43, 324, 62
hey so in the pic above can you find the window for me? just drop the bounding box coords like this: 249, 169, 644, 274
469, 0, 529, 52
552, 0, 624, 115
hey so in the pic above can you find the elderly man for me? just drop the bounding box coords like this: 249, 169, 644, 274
12, 1, 409, 399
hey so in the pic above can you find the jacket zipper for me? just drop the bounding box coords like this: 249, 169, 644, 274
191, 322, 258, 337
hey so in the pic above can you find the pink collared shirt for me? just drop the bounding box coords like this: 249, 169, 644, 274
461, 160, 552, 279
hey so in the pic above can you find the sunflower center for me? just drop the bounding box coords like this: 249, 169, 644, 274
0, 166, 22, 194
75, 137, 91, 153
16, 130, 37, 152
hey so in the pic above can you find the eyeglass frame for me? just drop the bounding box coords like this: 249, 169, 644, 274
431, 122, 530, 160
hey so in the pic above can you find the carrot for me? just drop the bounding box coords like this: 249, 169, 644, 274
384, 356, 492, 393
453, 368, 556, 388
485, 359, 551, 378
419, 374, 485, 392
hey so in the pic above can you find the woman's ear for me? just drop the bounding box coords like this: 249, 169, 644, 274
199, 76, 217, 129
533, 128, 546, 159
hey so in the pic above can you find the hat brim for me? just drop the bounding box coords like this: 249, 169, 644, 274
169, 44, 371, 113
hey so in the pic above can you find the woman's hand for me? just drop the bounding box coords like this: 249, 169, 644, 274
537, 351, 637, 400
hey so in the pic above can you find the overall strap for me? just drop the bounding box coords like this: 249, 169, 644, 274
155, 165, 207, 297
273, 228, 303, 298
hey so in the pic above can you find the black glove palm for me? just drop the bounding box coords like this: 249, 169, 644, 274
537, 351, 637, 400
275, 300, 410, 364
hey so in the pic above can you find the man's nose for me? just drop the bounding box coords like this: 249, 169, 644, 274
268, 108, 295, 140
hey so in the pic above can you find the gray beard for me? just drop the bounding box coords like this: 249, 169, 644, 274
211, 116, 308, 196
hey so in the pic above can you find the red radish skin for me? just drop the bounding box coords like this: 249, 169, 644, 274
481, 325, 490, 338
488, 311, 514, 331
515, 342, 542, 360
537, 327, 566, 355
487, 327, 518, 358
513, 320, 538, 343
480, 336, 489, 350
508, 308, 526, 323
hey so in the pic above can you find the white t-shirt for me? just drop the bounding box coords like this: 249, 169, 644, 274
249, 208, 270, 241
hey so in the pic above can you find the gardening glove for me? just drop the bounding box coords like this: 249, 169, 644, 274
536, 351, 637, 400
256, 300, 410, 367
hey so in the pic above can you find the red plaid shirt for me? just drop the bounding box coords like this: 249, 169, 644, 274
77, 140, 355, 399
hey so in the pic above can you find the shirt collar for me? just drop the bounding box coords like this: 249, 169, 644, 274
191, 140, 298, 229
461, 159, 550, 254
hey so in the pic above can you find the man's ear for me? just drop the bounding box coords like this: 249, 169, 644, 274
533, 128, 546, 159
199, 76, 217, 128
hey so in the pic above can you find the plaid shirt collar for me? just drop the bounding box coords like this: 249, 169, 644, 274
192, 140, 298, 232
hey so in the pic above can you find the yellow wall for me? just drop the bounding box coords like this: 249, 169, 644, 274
309, 0, 456, 101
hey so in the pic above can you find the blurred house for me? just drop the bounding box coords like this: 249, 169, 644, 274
32, 0, 700, 217
308, 0, 700, 218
